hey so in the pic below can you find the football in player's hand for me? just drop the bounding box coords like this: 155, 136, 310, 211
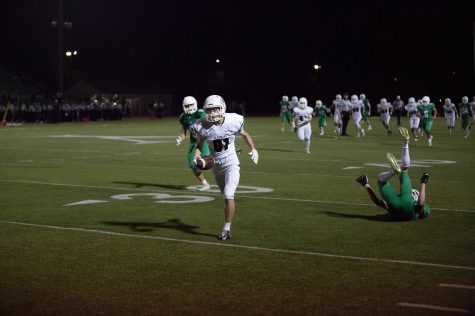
194, 156, 215, 170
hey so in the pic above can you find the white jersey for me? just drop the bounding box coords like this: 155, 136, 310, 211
293, 107, 314, 127
377, 102, 393, 115
351, 101, 364, 122
443, 103, 457, 118
405, 102, 418, 118
191, 113, 243, 164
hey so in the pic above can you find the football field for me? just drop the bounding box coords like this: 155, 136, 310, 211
1, 116, 474, 315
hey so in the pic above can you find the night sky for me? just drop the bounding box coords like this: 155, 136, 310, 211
1, 0, 474, 109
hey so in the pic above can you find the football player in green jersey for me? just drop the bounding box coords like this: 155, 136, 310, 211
356, 127, 431, 221
459, 96, 473, 138
279, 95, 293, 132
176, 96, 211, 191
360, 94, 373, 131
417, 96, 438, 146
314, 100, 331, 136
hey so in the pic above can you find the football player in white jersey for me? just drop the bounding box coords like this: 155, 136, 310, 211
330, 94, 343, 134
191, 95, 258, 241
442, 98, 458, 135
377, 98, 393, 135
405, 97, 420, 140
292, 97, 314, 153
350, 95, 365, 137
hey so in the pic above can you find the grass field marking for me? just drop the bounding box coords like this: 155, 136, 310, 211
397, 303, 470, 313
1, 219, 475, 272
1, 179, 474, 213
438, 284, 475, 290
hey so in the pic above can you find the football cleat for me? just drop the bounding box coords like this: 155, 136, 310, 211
218, 230, 232, 240
420, 173, 430, 184
198, 183, 210, 191
386, 152, 401, 174
399, 127, 410, 141
356, 175, 369, 186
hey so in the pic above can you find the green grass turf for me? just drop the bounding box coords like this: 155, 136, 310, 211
1, 117, 474, 315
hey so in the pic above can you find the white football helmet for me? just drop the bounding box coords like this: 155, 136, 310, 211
291, 96, 298, 102
203, 95, 226, 123
360, 94, 366, 100
315, 100, 322, 108
422, 96, 430, 104
408, 97, 415, 104
351, 95, 358, 104
445, 98, 451, 105
336, 94, 342, 101
182, 96, 198, 114
380, 98, 387, 104
462, 96, 468, 103
298, 97, 308, 109
282, 95, 289, 102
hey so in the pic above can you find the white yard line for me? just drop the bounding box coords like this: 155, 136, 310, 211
397, 303, 469, 313
0, 179, 474, 213
439, 283, 475, 290
1, 220, 475, 272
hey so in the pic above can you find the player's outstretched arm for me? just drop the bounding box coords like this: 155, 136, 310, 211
239, 128, 258, 164
356, 175, 388, 210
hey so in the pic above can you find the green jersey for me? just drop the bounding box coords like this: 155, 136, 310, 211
280, 101, 291, 113
417, 103, 436, 120
315, 105, 329, 118
363, 99, 370, 113
459, 102, 471, 116
179, 109, 206, 143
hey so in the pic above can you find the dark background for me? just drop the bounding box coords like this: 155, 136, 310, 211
1, 0, 474, 113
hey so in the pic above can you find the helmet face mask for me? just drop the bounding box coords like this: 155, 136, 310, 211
422, 96, 430, 104
182, 96, 198, 114
462, 96, 468, 103
298, 97, 307, 109
315, 100, 322, 108
203, 95, 226, 123
351, 95, 358, 104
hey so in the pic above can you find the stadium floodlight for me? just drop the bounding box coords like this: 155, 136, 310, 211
216, 59, 220, 63
313, 64, 322, 70
65, 51, 72, 57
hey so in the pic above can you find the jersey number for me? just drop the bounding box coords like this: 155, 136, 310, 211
213, 138, 230, 152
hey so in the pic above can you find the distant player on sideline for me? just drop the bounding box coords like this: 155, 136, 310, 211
459, 96, 472, 138
405, 97, 420, 141
417, 96, 437, 146
279, 95, 292, 132
191, 95, 258, 240
314, 100, 330, 136
176, 96, 211, 191
293, 97, 314, 153
442, 98, 458, 135
377, 98, 393, 135
356, 127, 431, 221
360, 94, 372, 131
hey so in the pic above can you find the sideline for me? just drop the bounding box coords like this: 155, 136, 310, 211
1, 220, 475, 271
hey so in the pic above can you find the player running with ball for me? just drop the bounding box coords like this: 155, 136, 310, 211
191, 95, 258, 240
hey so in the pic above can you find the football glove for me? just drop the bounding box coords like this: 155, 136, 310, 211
176, 136, 183, 146
356, 175, 369, 186
420, 173, 430, 184
249, 149, 259, 164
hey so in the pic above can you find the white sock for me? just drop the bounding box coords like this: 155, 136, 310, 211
401, 143, 410, 168
201, 179, 209, 185
305, 139, 311, 151
378, 171, 394, 182
223, 222, 231, 231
